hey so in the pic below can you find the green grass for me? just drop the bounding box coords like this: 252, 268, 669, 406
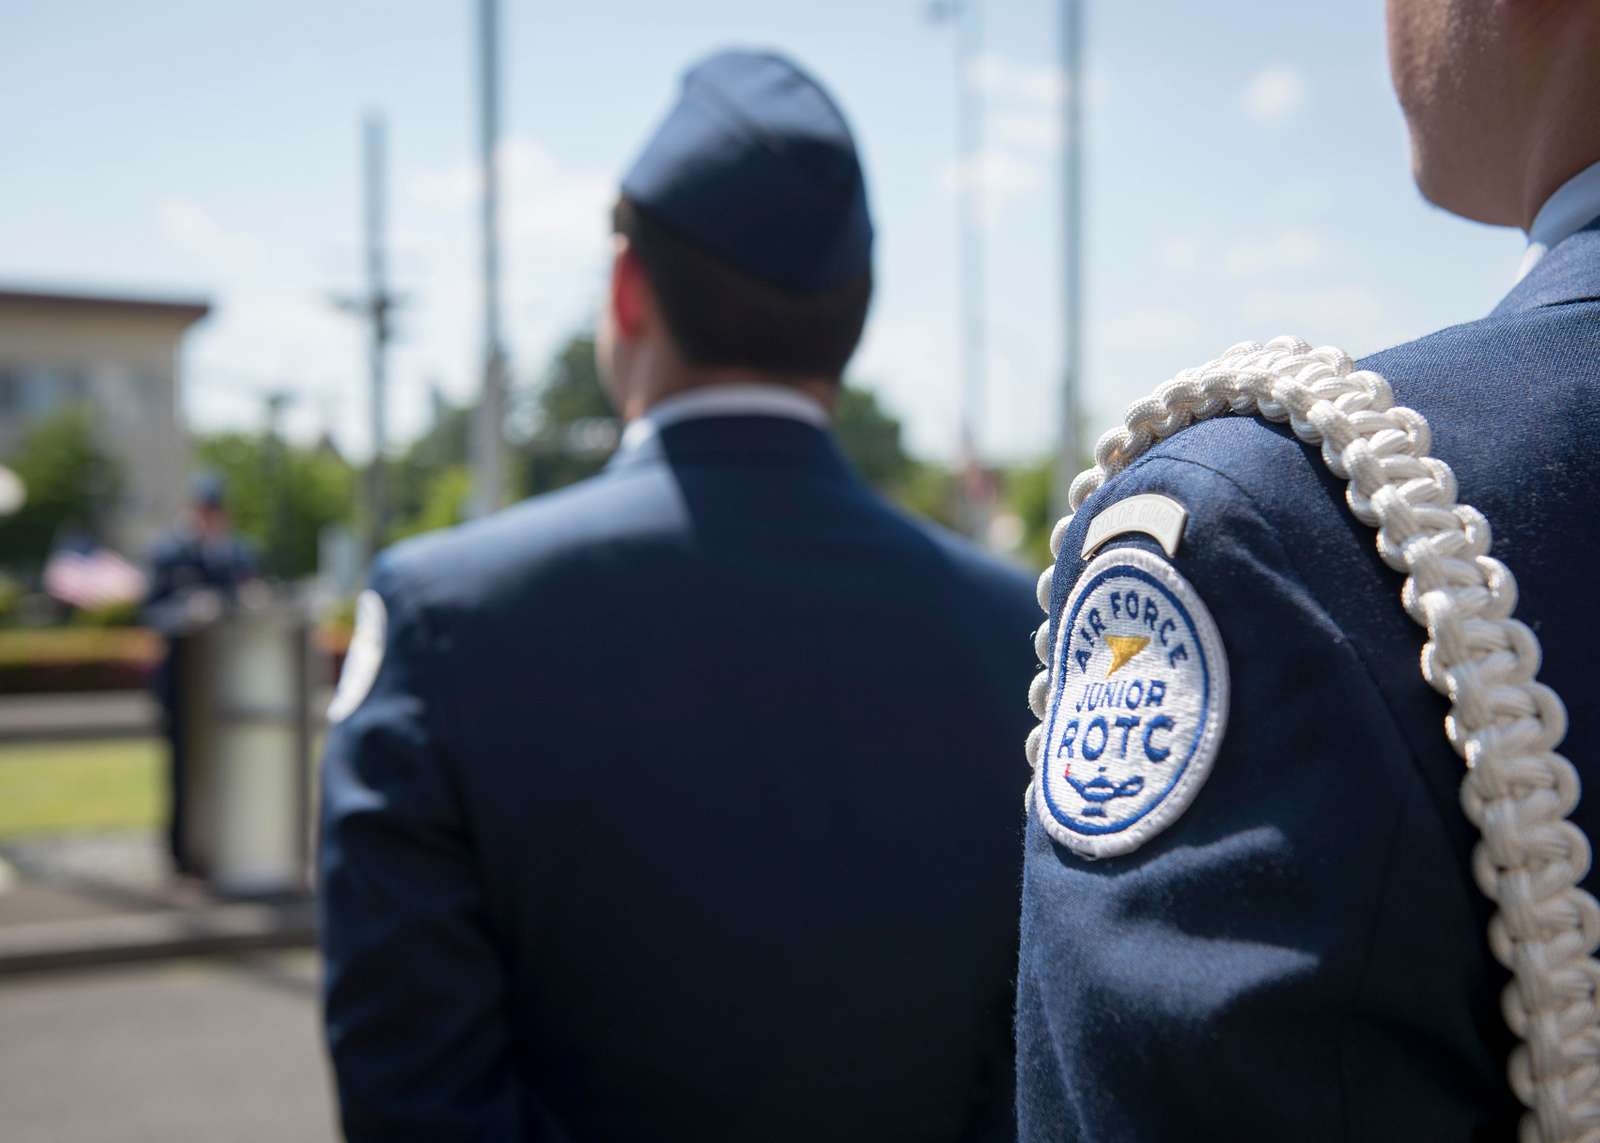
0, 627, 160, 666
0, 738, 162, 839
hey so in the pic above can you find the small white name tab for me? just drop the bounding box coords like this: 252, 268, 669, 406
1081, 493, 1188, 560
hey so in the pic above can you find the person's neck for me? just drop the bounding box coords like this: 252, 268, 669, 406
1515, 32, 1600, 229
1520, 141, 1600, 234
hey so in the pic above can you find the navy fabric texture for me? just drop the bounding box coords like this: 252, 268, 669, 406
319, 416, 1039, 1142
1016, 217, 1600, 1141
620, 49, 873, 293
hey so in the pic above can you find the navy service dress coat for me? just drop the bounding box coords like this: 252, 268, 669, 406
320, 414, 1041, 1142
1016, 217, 1600, 1141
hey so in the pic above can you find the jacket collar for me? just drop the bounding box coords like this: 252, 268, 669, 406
605, 414, 858, 484
1493, 214, 1600, 316
617, 383, 829, 453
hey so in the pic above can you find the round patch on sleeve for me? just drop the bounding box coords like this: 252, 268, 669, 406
1034, 546, 1229, 859
328, 589, 387, 724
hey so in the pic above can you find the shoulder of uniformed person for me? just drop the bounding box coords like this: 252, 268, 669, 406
324, 466, 667, 727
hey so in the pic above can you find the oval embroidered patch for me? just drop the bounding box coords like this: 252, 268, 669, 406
328, 589, 388, 725
1035, 546, 1229, 859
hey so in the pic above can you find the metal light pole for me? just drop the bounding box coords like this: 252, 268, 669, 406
364, 116, 391, 557
332, 115, 401, 562
262, 388, 293, 578
1053, 0, 1086, 522
471, 0, 508, 518
927, 0, 989, 539
957, 1, 985, 479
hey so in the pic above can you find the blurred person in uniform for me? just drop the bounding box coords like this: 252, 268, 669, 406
1015, 1, 1600, 1139
319, 49, 1039, 1142
143, 472, 258, 876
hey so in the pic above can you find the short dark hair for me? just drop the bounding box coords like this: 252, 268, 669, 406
612, 196, 872, 380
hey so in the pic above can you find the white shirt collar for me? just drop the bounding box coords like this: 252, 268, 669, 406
1516, 158, 1600, 281
618, 382, 830, 453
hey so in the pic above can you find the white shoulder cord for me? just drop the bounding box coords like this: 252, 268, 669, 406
1023, 336, 1600, 1143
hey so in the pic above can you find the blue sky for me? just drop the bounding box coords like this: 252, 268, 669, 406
2, 0, 1527, 464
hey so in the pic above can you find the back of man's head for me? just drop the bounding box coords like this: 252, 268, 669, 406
612, 195, 871, 380
599, 50, 875, 408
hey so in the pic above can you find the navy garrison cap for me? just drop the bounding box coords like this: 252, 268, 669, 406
621, 49, 874, 294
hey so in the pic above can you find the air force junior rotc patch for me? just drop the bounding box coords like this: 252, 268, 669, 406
1035, 546, 1228, 859
328, 589, 387, 725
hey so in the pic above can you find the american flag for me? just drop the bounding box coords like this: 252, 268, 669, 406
43, 549, 147, 610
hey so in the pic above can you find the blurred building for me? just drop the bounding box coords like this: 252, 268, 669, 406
0, 285, 210, 554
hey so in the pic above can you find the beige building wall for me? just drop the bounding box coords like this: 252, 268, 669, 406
0, 289, 209, 557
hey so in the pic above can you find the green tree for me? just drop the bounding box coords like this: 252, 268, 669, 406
513, 334, 619, 497
1003, 458, 1056, 570
390, 464, 474, 542
0, 405, 121, 573
833, 384, 913, 489
891, 461, 961, 530
831, 383, 967, 527
194, 432, 356, 578
387, 398, 474, 540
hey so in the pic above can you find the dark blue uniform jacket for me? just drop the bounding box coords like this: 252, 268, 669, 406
320, 416, 1040, 1142
142, 529, 257, 634
1017, 217, 1600, 1140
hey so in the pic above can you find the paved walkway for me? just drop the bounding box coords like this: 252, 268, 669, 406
0, 832, 313, 974
0, 835, 330, 1139
0, 831, 174, 926
0, 689, 333, 744
0, 691, 156, 744
0, 952, 339, 1142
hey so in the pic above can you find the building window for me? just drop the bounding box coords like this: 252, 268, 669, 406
17, 366, 89, 417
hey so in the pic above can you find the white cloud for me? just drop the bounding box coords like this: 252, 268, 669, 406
965, 53, 1107, 111
1242, 65, 1306, 125
993, 110, 1061, 153
158, 199, 265, 272
967, 53, 1065, 106
400, 134, 614, 407
939, 53, 1105, 225
1157, 237, 1201, 274
1099, 305, 1204, 352
1223, 228, 1326, 277
409, 137, 611, 251
179, 137, 614, 462
1238, 284, 1401, 354
943, 145, 1044, 228
1260, 178, 1337, 220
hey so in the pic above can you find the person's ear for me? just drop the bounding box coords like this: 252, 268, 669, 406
610, 237, 651, 342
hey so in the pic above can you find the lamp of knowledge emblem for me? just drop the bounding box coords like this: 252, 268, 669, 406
1036, 546, 1230, 859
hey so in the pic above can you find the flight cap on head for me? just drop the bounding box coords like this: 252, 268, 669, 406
620, 49, 874, 294
190, 472, 225, 510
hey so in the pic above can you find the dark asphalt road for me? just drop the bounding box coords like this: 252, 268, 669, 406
0, 952, 339, 1142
